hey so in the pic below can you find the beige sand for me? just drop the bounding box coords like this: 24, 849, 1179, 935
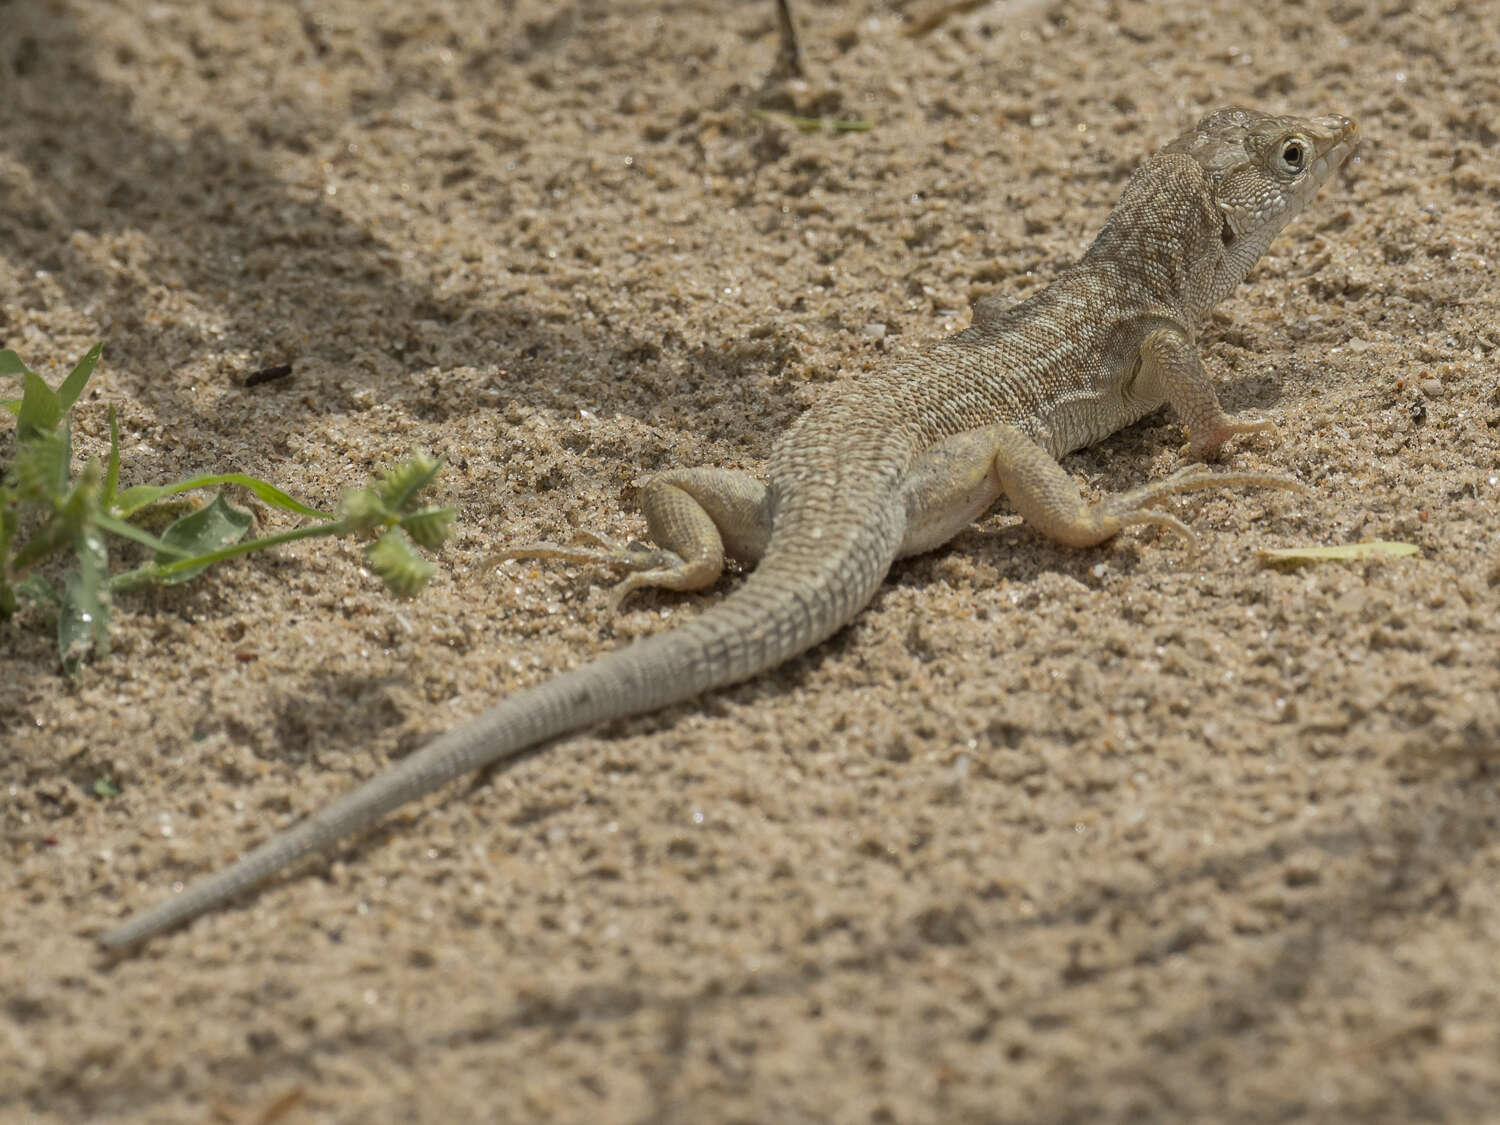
3, 1, 1498, 1121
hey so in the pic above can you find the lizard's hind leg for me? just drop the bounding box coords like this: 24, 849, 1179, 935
495, 468, 772, 607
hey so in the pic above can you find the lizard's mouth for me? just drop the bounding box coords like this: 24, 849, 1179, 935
1314, 115, 1361, 180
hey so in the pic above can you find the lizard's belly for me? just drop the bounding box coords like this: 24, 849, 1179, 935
1039, 392, 1161, 458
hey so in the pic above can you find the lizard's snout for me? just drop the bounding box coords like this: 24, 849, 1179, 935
1312, 115, 1360, 172
1319, 114, 1359, 142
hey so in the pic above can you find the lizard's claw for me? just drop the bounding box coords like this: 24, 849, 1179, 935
1114, 509, 1200, 554
492, 533, 692, 611
1098, 484, 1201, 553
1160, 463, 1216, 486
1182, 414, 1280, 461
1097, 459, 1305, 552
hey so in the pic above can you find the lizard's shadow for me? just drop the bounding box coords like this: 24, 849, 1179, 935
1, 6, 804, 453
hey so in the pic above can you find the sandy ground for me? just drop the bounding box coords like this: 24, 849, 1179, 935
3, 0, 1499, 1121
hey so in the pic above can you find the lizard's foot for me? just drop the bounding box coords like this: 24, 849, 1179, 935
1098, 467, 1212, 551
1184, 414, 1280, 461
1099, 463, 1308, 551
492, 533, 709, 610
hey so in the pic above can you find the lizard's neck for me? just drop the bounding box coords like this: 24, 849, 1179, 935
1079, 153, 1230, 329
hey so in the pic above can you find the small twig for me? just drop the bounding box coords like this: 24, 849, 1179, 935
905, 0, 989, 38
773, 0, 805, 79
243, 362, 293, 388
750, 109, 874, 134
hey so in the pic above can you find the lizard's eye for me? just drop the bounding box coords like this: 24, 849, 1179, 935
1278, 138, 1307, 174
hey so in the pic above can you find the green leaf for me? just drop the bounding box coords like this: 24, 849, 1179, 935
336, 486, 390, 533
155, 492, 254, 583
1259, 540, 1421, 568
59, 529, 110, 675
400, 505, 455, 550
1, 350, 29, 415
0, 349, 31, 377
366, 527, 434, 597
113, 473, 328, 519
92, 510, 194, 558
16, 369, 63, 439
57, 342, 103, 412
9, 513, 72, 572
93, 776, 121, 798
373, 451, 443, 513
12, 425, 72, 500
15, 573, 61, 606
0, 488, 15, 567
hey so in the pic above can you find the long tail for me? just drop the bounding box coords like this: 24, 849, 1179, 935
99, 520, 897, 949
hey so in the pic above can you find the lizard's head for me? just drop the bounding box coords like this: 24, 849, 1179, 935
1165, 107, 1359, 284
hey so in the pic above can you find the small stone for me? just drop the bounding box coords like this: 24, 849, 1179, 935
861, 322, 887, 339
1419, 378, 1444, 398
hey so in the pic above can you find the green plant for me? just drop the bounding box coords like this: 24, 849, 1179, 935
2, 344, 455, 674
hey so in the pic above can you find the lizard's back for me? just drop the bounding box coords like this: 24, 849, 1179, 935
773, 149, 1229, 482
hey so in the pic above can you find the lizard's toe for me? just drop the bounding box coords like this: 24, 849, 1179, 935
1186, 415, 1280, 461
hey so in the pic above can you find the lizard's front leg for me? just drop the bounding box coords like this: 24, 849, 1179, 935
495, 468, 772, 607
1138, 325, 1278, 461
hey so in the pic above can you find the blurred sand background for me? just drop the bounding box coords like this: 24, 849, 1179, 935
3, 0, 1498, 1121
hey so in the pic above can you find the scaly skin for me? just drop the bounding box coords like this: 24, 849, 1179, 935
100, 108, 1358, 950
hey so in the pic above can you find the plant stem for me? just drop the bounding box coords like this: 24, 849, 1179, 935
108, 519, 355, 593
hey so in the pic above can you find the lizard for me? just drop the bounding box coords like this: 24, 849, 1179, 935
99, 106, 1359, 950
